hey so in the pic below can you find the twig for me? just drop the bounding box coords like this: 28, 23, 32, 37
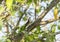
8, 6, 30, 41
34, 6, 36, 20
40, 16, 60, 25
15, 6, 29, 30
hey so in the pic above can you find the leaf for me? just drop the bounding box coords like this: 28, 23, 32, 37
54, 7, 58, 20
36, 26, 40, 33
58, 24, 60, 30
19, 25, 26, 32
11, 10, 16, 16
6, 0, 13, 10
26, 0, 32, 5
25, 33, 35, 42
34, 34, 38, 39
23, 16, 27, 21
51, 25, 56, 33
6, 39, 11, 42
46, 33, 55, 42
36, 6, 41, 13
0, 6, 4, 14
34, 0, 38, 5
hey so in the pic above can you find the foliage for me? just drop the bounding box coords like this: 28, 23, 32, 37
0, 0, 60, 42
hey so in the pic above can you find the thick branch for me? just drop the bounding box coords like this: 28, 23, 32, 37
26, 0, 60, 32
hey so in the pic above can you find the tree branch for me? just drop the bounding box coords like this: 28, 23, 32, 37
8, 0, 60, 41
16, 6, 29, 27
40, 16, 60, 25
26, 0, 60, 32
14, 6, 29, 31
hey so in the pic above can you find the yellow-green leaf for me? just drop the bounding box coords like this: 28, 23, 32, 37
6, 0, 13, 10
58, 24, 60, 30
0, 6, 4, 14
11, 10, 16, 16
54, 7, 58, 20
26, 0, 32, 5
52, 25, 56, 33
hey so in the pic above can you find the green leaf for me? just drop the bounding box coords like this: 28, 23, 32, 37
11, 10, 16, 16
28, 35, 34, 41
26, 0, 32, 5
23, 16, 27, 21
45, 33, 55, 42
51, 24, 56, 33
19, 25, 26, 32
34, 0, 37, 5
37, 26, 40, 30
34, 34, 38, 39
58, 24, 60, 30
35, 26, 40, 33
36, 7, 41, 13
52, 26, 56, 33
6, 39, 11, 42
